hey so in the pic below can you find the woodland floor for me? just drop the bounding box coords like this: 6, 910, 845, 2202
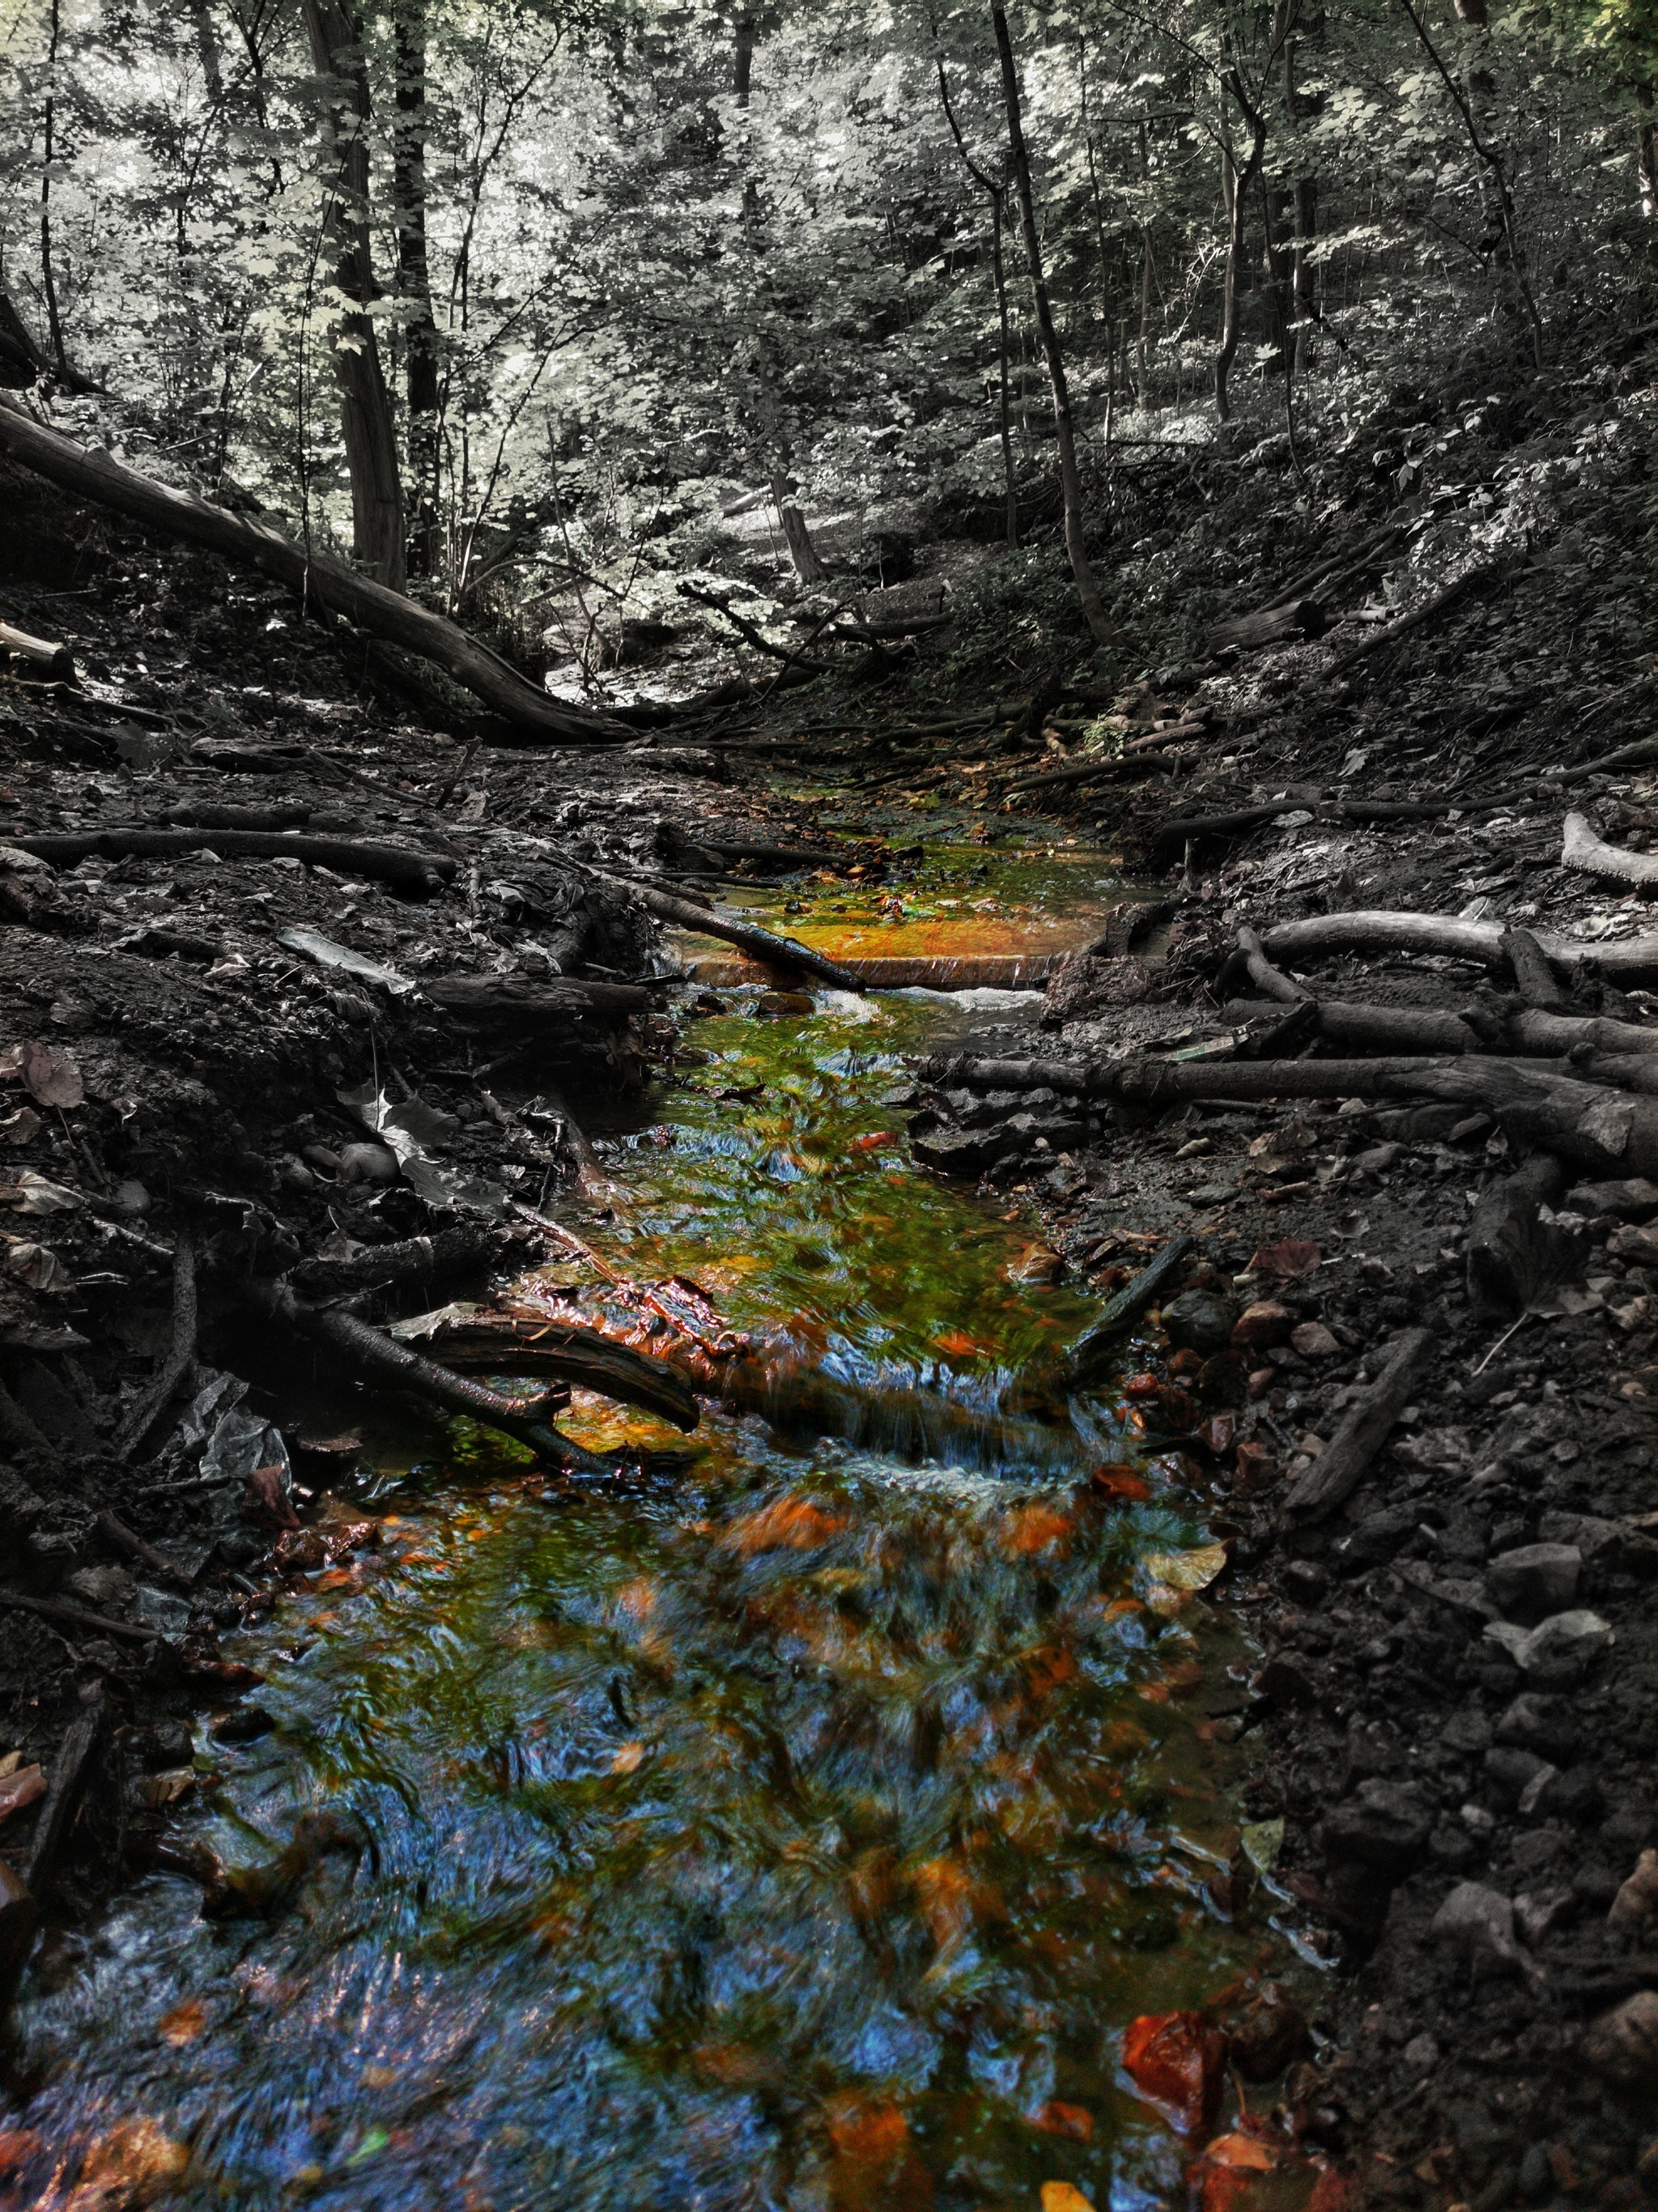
3, 320, 1658, 2208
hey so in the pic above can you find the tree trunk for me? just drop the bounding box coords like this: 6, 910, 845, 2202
935, 58, 1019, 548
391, 0, 442, 577
1638, 78, 1658, 220
38, 0, 69, 379
300, 0, 406, 590
988, 0, 1112, 647
1214, 83, 1267, 423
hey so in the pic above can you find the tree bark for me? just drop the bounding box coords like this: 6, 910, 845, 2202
391, 0, 442, 576
989, 0, 1112, 646
38, 0, 70, 379
0, 396, 627, 742
1214, 77, 1268, 423
936, 59, 1019, 549
1639, 79, 1658, 220
301, 0, 407, 589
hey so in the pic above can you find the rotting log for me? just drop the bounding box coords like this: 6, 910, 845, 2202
294, 1223, 504, 1290
0, 396, 629, 746
1501, 926, 1569, 1010
685, 951, 1068, 992
10, 827, 453, 897
1044, 1236, 1195, 1395
1222, 998, 1481, 1054
0, 620, 75, 681
1236, 925, 1310, 1004
1323, 562, 1501, 678
1280, 1329, 1432, 1521
1260, 909, 1658, 984
96, 1510, 193, 1591
1562, 810, 1658, 892
1466, 1153, 1568, 1319
1209, 598, 1327, 654
605, 875, 867, 993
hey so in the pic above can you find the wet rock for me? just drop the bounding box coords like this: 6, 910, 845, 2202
1041, 954, 1154, 1026
755, 990, 814, 1018
64, 1564, 135, 1613
1232, 1300, 1293, 1349
1494, 1691, 1579, 1766
1539, 1511, 1658, 1581
1223, 1983, 1311, 2080
1484, 1609, 1613, 1684
1431, 1882, 1535, 1982
136, 1721, 193, 1769
1163, 1289, 1239, 1355
910, 1125, 1010, 1176
1320, 1778, 1430, 1876
1486, 1543, 1581, 1623
1442, 1708, 1493, 1755
208, 1704, 274, 1744
1484, 1747, 1555, 1811
1515, 1886, 1574, 1943
1006, 1243, 1064, 1286
1283, 1559, 1329, 1605
1584, 1990, 1658, 2090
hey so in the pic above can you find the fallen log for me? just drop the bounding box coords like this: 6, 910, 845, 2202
1281, 1329, 1432, 1521
0, 619, 75, 681
0, 395, 628, 746
1466, 1153, 1568, 1319
1001, 724, 1207, 796
685, 951, 1067, 992
1562, 810, 1658, 891
165, 802, 313, 832
1501, 926, 1568, 1010
1222, 998, 1480, 1054
1237, 925, 1310, 1005
24, 1699, 109, 1901
1209, 598, 1327, 654
606, 876, 867, 993
1507, 1008, 1658, 1057
1260, 910, 1658, 985
1324, 562, 1501, 678
294, 1223, 504, 1289
423, 974, 656, 1023
10, 827, 453, 897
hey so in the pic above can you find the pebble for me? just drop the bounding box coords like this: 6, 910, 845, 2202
1320, 1779, 1430, 1875
1584, 1989, 1658, 2088
1232, 1300, 1293, 1348
1431, 1881, 1535, 1982
1486, 1542, 1582, 1623
1290, 1321, 1340, 1359
1162, 1289, 1239, 1355
338, 1141, 398, 1185
1401, 2033, 1439, 2074
1607, 1848, 1658, 1929
1494, 1691, 1578, 1765
1482, 1609, 1613, 1683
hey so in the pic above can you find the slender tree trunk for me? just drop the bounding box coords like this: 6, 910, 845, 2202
392, 0, 441, 577
734, 13, 824, 587
1214, 80, 1267, 423
988, 0, 1112, 647
301, 0, 406, 589
936, 59, 1018, 548
38, 0, 68, 378
1137, 121, 1154, 403
1638, 79, 1658, 220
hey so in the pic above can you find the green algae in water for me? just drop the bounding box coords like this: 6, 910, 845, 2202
6, 853, 1272, 2212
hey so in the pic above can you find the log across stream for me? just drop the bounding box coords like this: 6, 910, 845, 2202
5, 843, 1291, 2212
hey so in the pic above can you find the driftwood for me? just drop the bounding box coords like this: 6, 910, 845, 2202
1466, 1153, 1568, 1319
1260, 910, 1658, 984
1048, 1236, 1195, 1393
393, 1314, 699, 1429
1209, 598, 1327, 654
0, 396, 628, 746
607, 876, 866, 993
1281, 1329, 1432, 1521
11, 827, 453, 897
1562, 810, 1658, 891
423, 974, 656, 1023
0, 620, 75, 680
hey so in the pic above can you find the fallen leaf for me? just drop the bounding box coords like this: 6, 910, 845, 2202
0, 1107, 40, 1146
1041, 2187, 1098, 2212
19, 1040, 83, 1109
1121, 2010, 1226, 2135
1002, 1504, 1074, 1556
722, 1496, 846, 1556
2, 1171, 81, 1214
1144, 1542, 1230, 1595
933, 1327, 990, 1357
1031, 2101, 1094, 2142
1090, 1463, 1154, 1503
80, 2116, 190, 2197
156, 1997, 210, 2046
0, 1765, 45, 1822
138, 1769, 197, 1810
1246, 1238, 1321, 1281
1241, 1819, 1286, 1875
242, 1464, 300, 1530
610, 1741, 645, 1774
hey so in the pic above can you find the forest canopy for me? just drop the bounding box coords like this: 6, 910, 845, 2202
2, 0, 1654, 695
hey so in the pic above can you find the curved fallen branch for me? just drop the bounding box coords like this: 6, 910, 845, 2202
1282, 1329, 1431, 1521
396, 1314, 698, 1428
1237, 925, 1310, 1004
606, 876, 868, 993
1562, 810, 1658, 891
0, 397, 628, 746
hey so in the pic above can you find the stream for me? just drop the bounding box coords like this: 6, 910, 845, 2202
4, 840, 1282, 2212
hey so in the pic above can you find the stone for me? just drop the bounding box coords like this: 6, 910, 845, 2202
1486, 1543, 1581, 1624
1162, 1290, 1239, 1356
338, 1141, 398, 1184
1401, 2033, 1440, 2074
1320, 1779, 1430, 1876
1540, 1767, 1605, 1823
1232, 1300, 1294, 1349
1442, 1708, 1493, 1755
208, 1704, 273, 1744
1222, 1984, 1311, 2081
1283, 1559, 1329, 1604
1514, 1886, 1574, 1943
1584, 1990, 1658, 2089
1431, 1882, 1536, 1983
910, 1125, 1010, 1176
1483, 1747, 1554, 1810
1538, 1512, 1658, 1582
1494, 1692, 1578, 1765
1482, 1610, 1613, 1684
1609, 1223, 1658, 1266
1510, 1829, 1566, 1874
1565, 1177, 1658, 1221
64, 1564, 135, 1611
1331, 1507, 1417, 1573
1290, 1321, 1341, 1360
754, 990, 814, 1018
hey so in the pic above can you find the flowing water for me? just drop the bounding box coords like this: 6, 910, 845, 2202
3, 841, 1278, 2212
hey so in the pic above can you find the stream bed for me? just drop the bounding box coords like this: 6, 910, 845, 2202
5, 843, 1283, 2212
